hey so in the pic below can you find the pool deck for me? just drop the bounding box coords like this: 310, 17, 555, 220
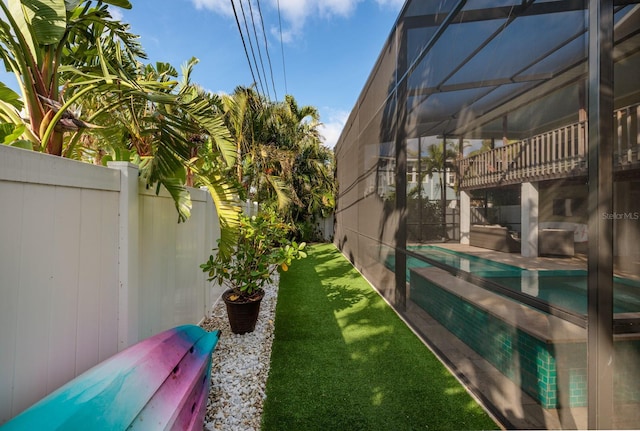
402, 243, 637, 430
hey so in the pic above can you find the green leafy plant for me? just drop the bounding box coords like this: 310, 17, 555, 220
201, 209, 307, 301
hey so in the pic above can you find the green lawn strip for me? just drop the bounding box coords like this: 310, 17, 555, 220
262, 243, 498, 431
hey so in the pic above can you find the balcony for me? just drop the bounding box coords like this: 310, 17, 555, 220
458, 103, 640, 190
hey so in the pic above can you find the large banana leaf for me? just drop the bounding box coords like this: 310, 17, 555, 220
182, 97, 236, 167
98, 0, 131, 8
158, 177, 192, 223
14, 0, 67, 46
1, 2, 239, 256
0, 82, 23, 110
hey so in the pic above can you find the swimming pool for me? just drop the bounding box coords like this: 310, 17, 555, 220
405, 245, 640, 410
410, 245, 523, 274
484, 271, 640, 314
404, 246, 640, 316
385, 245, 523, 281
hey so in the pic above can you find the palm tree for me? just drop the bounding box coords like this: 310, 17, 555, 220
222, 87, 293, 210
265, 95, 333, 239
423, 141, 458, 240
218, 89, 334, 240
289, 140, 335, 239
221, 87, 253, 185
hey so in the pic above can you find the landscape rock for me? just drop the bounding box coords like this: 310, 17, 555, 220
200, 275, 279, 431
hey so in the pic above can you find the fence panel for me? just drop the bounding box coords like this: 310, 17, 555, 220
0, 146, 220, 424
137, 186, 218, 339
0, 147, 121, 422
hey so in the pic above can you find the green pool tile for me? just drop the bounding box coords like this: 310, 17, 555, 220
410, 272, 640, 410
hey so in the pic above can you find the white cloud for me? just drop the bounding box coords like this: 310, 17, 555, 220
270, 25, 295, 44
271, 0, 311, 23
191, 0, 234, 17
319, 108, 349, 149
374, 0, 405, 9
190, 0, 397, 46
108, 6, 124, 21
191, 0, 399, 34
272, 0, 363, 42
317, 0, 362, 19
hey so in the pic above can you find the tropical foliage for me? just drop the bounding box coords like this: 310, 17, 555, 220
200, 208, 307, 298
0, 0, 335, 257
221, 87, 335, 241
0, 0, 242, 256
0, 0, 141, 154
405, 140, 459, 241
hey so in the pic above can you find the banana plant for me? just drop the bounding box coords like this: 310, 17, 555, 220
60, 57, 242, 251
0, 0, 140, 154
0, 0, 240, 257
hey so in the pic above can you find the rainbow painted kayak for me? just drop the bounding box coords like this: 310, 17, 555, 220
1, 325, 221, 431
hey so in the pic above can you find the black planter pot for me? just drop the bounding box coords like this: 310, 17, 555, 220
222, 289, 264, 334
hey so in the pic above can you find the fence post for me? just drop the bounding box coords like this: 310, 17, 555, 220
203, 187, 225, 311
202, 188, 211, 318
107, 162, 140, 351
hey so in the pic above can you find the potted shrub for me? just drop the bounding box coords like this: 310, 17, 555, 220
201, 209, 307, 334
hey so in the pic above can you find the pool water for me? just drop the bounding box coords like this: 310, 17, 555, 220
484, 271, 640, 314
383, 246, 523, 282
404, 246, 640, 315
410, 245, 523, 274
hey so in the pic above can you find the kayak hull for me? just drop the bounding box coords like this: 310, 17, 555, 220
1, 325, 221, 431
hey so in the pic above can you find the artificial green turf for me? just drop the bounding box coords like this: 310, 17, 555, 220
261, 243, 498, 431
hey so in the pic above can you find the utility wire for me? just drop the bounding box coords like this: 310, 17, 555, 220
276, 0, 288, 95
255, 0, 278, 101
238, 0, 267, 97
247, 0, 271, 100
230, 0, 259, 92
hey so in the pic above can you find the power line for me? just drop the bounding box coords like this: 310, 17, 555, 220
276, 0, 288, 95
229, 0, 286, 99
255, 0, 278, 100
247, 0, 271, 100
230, 0, 259, 92
238, 0, 267, 97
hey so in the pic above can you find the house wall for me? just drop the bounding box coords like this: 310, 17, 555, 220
0, 145, 221, 423
539, 184, 589, 225
537, 181, 640, 262
539, 184, 589, 249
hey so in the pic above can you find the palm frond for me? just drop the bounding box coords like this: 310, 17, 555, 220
159, 176, 192, 223
198, 173, 241, 262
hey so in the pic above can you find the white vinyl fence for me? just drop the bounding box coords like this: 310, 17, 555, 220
0, 145, 222, 423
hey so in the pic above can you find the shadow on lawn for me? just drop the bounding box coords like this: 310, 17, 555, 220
265, 246, 376, 430
262, 243, 498, 431
311, 246, 381, 312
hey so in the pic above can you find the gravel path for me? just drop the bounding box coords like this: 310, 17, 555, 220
199, 276, 279, 431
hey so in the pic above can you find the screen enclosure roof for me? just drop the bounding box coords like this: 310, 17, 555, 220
361, 0, 640, 141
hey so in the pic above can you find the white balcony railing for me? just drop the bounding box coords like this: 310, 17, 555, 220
459, 103, 639, 189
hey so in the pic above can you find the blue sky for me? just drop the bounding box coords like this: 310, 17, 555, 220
1, 0, 404, 148
115, 0, 405, 148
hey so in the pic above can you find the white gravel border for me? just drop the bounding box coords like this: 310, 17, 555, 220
199, 275, 279, 431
